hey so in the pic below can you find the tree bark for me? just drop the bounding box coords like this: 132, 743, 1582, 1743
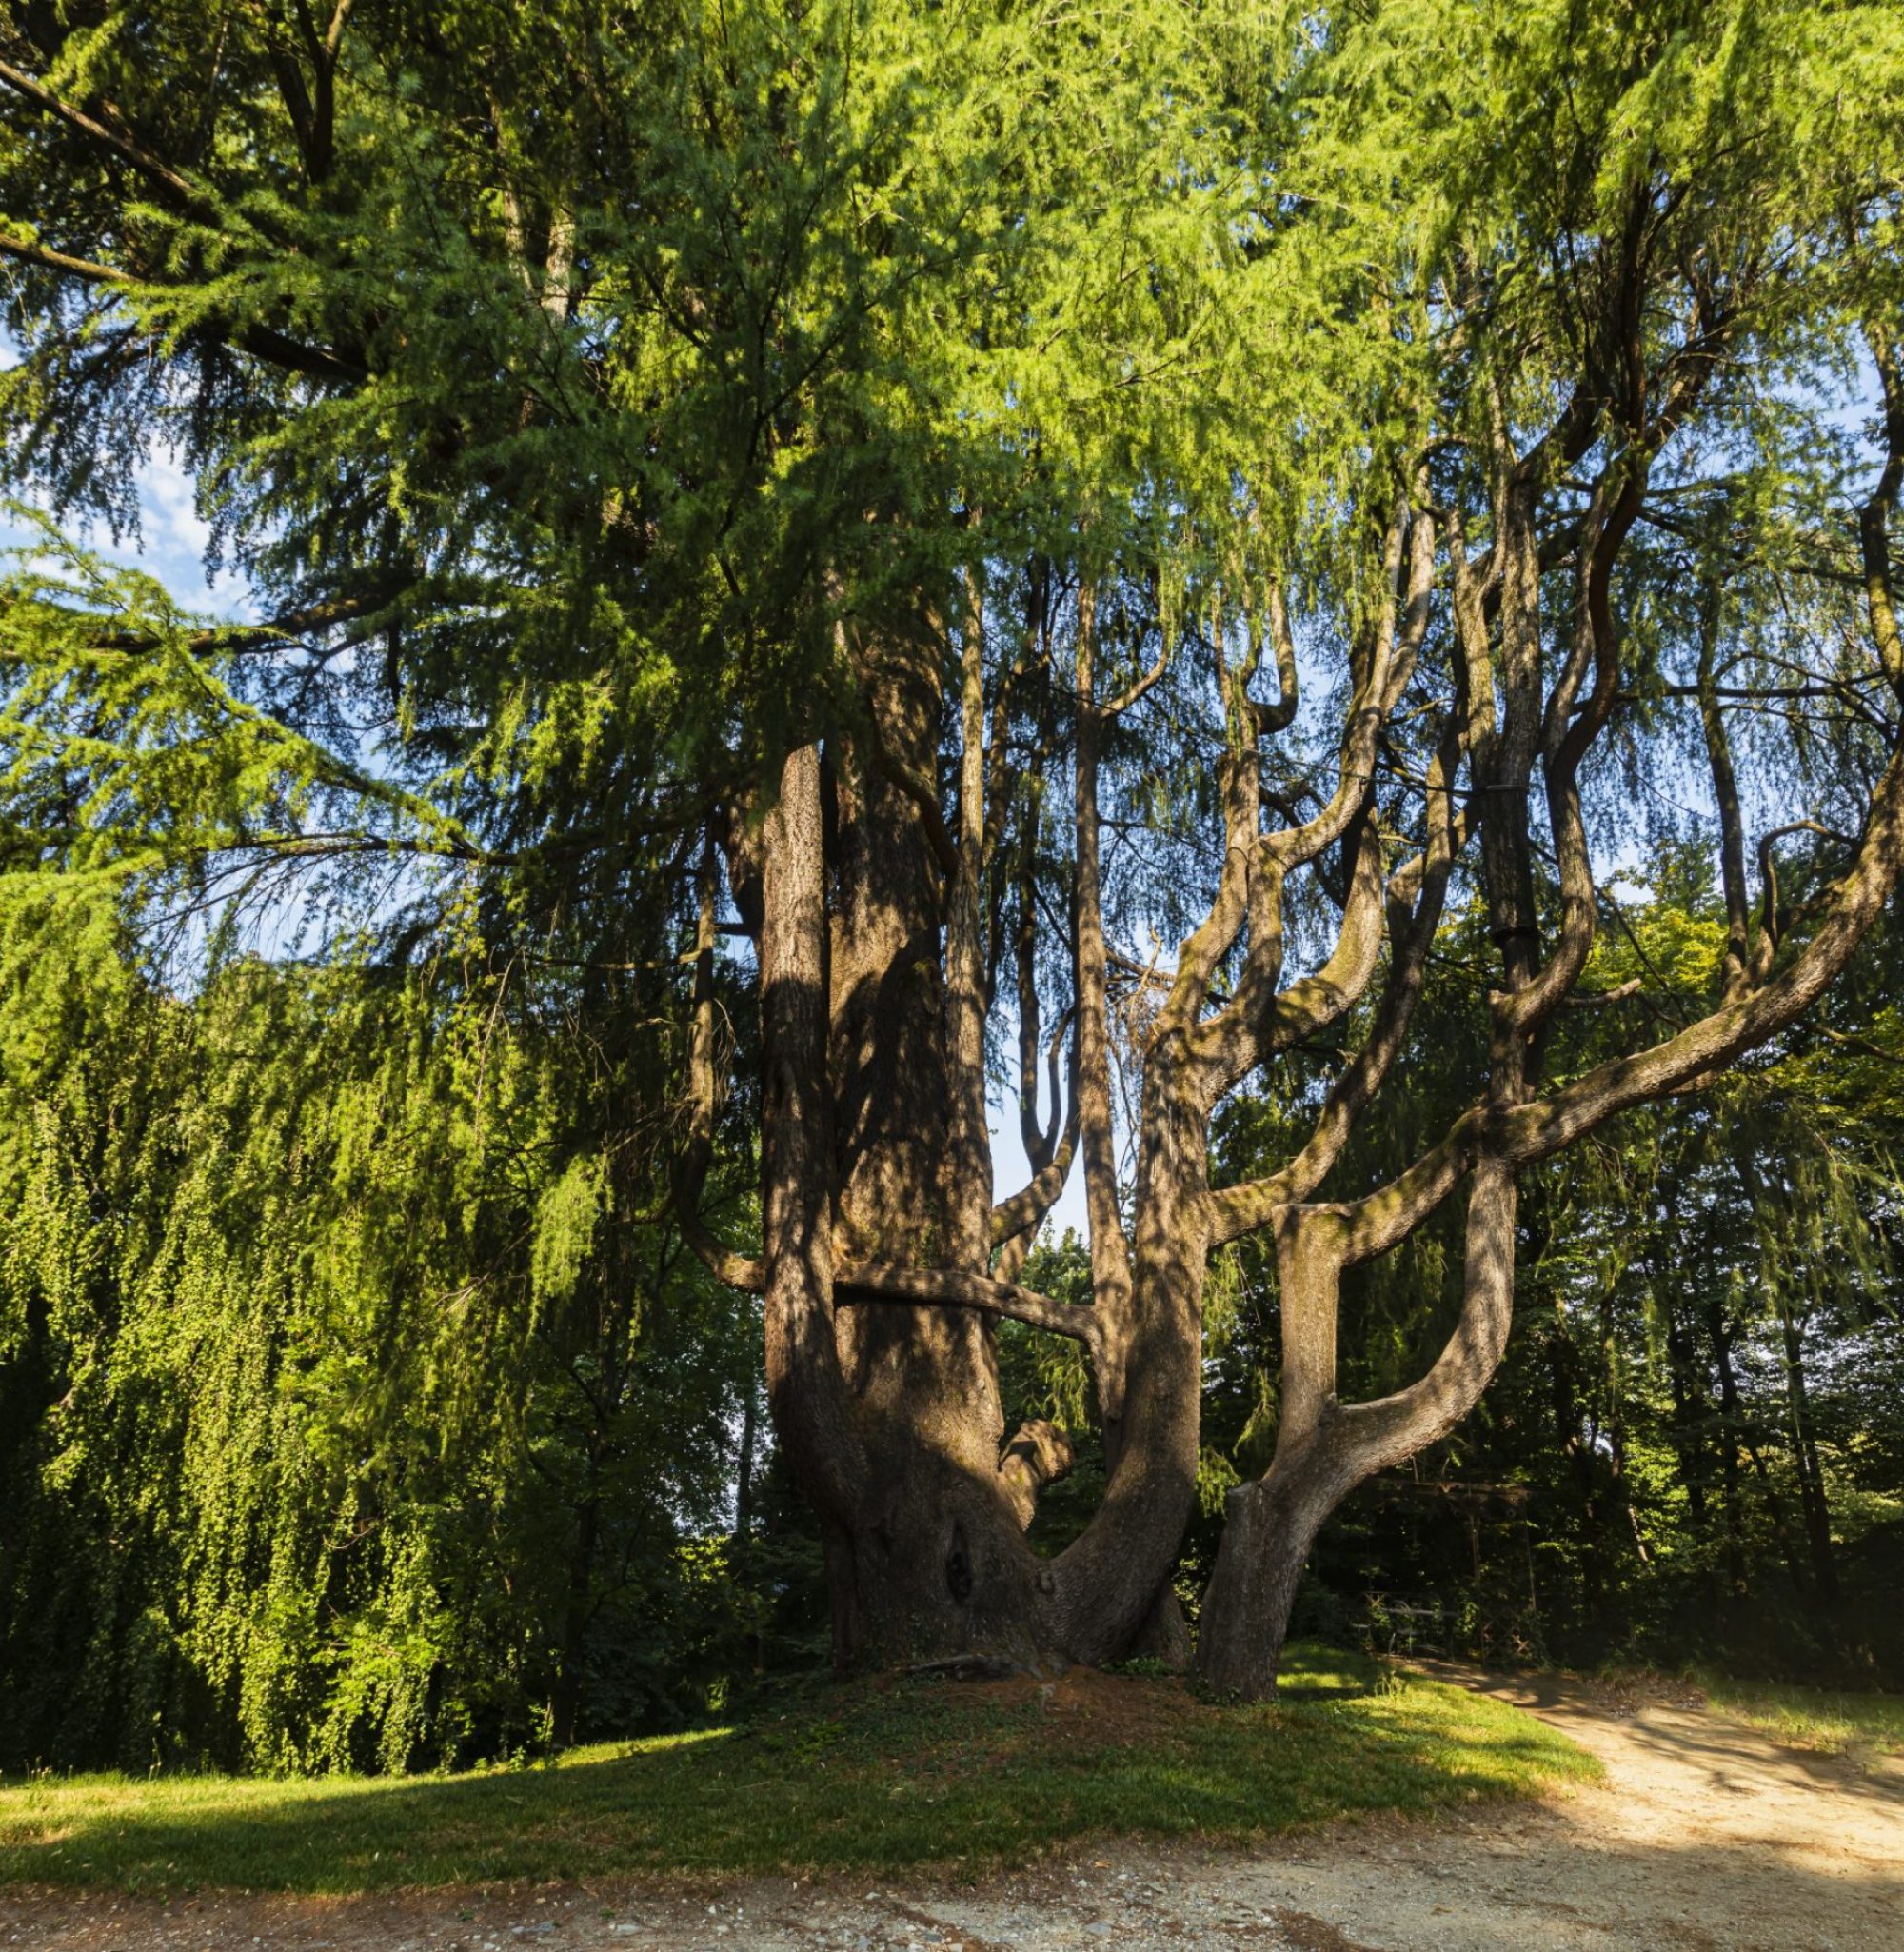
1706, 1294, 1751, 1599
1198, 1160, 1520, 1696
826, 619, 1051, 1663
1778, 1297, 1838, 1605
739, 626, 1089, 1668
744, 592, 1206, 1673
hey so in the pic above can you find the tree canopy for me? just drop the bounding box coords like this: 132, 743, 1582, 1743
2, 0, 1902, 1763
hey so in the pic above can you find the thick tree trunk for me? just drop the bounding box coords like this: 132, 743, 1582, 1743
818, 624, 1050, 1665
1196, 1464, 1334, 1697
742, 598, 1203, 1674
745, 634, 1075, 1667
1196, 1163, 1519, 1697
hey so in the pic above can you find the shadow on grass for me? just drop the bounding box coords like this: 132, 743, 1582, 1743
0, 1645, 1597, 1896
1453, 1666, 1904, 1807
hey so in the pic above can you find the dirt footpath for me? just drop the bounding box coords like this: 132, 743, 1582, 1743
5, 1668, 1900, 1952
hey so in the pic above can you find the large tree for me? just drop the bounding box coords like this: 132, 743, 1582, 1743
3, 0, 1902, 1699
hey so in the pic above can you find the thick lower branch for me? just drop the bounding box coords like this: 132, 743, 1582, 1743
683, 1223, 765, 1293
836, 1264, 1103, 1356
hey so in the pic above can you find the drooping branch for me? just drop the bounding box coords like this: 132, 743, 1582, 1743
0, 47, 371, 384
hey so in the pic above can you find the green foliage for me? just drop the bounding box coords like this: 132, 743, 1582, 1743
1, 0, 1902, 1770
0, 875, 767, 1773
0, 0, 1339, 816
1689, 1673, 1904, 1764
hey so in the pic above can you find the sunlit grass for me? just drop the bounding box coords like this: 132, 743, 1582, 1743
1695, 1674, 1904, 1763
0, 1643, 1597, 1896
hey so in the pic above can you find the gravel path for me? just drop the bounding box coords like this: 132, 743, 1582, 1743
6, 1667, 1900, 1951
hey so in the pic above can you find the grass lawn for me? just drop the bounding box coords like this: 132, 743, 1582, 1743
1694, 1673, 1904, 1763
0, 1644, 1597, 1897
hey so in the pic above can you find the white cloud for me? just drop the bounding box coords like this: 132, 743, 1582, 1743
133, 449, 260, 620
0, 448, 261, 621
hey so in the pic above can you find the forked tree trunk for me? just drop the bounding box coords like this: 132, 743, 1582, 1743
1196, 1466, 1336, 1699
746, 615, 1199, 1671
1197, 1163, 1521, 1696
750, 391, 1904, 1686
820, 629, 1049, 1663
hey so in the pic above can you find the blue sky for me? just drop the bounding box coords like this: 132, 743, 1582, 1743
0, 448, 258, 620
